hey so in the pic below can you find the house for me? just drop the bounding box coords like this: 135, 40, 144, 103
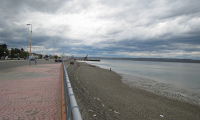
8, 50, 11, 56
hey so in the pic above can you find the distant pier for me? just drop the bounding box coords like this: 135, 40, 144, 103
86, 59, 100, 61
74, 56, 101, 61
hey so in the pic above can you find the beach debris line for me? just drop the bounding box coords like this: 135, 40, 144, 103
160, 115, 164, 117
88, 110, 96, 118
89, 110, 93, 112
93, 97, 100, 101
108, 108, 120, 114
114, 111, 120, 114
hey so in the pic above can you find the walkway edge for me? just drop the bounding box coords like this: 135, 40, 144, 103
61, 64, 66, 120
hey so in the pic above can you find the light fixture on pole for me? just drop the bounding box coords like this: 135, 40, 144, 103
27, 26, 29, 60
4, 52, 5, 60
52, 41, 55, 58
27, 24, 32, 65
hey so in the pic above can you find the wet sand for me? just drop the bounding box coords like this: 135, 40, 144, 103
65, 61, 200, 120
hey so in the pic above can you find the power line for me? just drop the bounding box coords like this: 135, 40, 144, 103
0, 4, 25, 27
0, 4, 30, 50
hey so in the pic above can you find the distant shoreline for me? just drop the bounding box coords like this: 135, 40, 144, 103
88, 57, 200, 63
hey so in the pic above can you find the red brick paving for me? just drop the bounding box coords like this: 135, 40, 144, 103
0, 64, 62, 120
18, 64, 61, 76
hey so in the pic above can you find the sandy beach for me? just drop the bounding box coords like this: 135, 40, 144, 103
65, 61, 200, 120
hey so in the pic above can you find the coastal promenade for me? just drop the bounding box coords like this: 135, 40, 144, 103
0, 60, 62, 120
1, 59, 200, 119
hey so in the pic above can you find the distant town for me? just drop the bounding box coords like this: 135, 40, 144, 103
0, 43, 60, 60
1, 43, 200, 64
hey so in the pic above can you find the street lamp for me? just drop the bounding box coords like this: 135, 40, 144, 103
27, 24, 32, 65
27, 26, 29, 60
4, 52, 5, 60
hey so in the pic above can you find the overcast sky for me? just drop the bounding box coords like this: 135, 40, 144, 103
0, 0, 200, 59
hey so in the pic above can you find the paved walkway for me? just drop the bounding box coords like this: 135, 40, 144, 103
0, 64, 62, 120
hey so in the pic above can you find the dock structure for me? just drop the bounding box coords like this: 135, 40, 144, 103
84, 59, 100, 61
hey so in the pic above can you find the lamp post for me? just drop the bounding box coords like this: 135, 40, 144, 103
4, 52, 5, 60
27, 26, 29, 60
27, 24, 32, 65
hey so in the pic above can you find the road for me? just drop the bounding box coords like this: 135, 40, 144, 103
0, 59, 61, 71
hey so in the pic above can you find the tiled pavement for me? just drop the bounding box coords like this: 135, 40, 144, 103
0, 64, 62, 120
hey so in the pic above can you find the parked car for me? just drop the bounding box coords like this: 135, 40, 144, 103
55, 59, 62, 62
30, 58, 35, 61
46, 58, 49, 60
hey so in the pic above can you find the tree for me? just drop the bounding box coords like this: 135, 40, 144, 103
0, 46, 9, 58
20, 51, 28, 58
39, 54, 42, 59
54, 55, 58, 59
0, 44, 7, 49
14, 48, 20, 54
11, 48, 15, 58
21, 48, 24, 51
45, 55, 49, 58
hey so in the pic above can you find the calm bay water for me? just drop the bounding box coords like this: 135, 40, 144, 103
80, 59, 200, 105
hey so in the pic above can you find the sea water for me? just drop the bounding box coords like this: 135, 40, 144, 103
80, 59, 200, 105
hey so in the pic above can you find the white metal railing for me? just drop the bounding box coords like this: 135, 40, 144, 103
62, 61, 82, 120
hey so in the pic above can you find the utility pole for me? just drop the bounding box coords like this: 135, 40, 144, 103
27, 26, 29, 56
52, 41, 55, 58
27, 24, 32, 65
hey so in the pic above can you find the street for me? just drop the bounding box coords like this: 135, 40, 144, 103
0, 59, 61, 71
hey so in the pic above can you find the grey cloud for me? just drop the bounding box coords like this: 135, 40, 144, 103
94, 34, 200, 54
1, 0, 70, 14
107, 30, 123, 35
56, 0, 93, 14
98, 0, 200, 27
0, 0, 200, 59
151, 0, 200, 20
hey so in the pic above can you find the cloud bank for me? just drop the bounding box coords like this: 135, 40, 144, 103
0, 0, 200, 59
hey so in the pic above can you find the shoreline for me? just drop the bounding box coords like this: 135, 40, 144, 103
86, 58, 200, 64
120, 74, 200, 106
79, 60, 200, 106
65, 61, 200, 119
